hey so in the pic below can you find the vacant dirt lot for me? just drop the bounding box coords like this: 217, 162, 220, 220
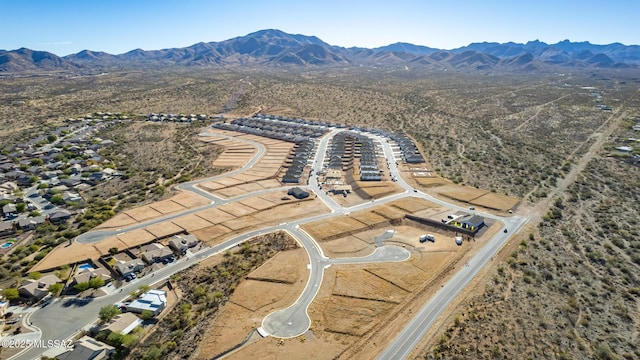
212, 220, 496, 360
195, 248, 308, 358
95, 191, 209, 230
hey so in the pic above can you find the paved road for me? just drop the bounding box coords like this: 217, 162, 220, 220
261, 225, 410, 338
377, 215, 527, 360
14, 127, 526, 360
76, 132, 267, 244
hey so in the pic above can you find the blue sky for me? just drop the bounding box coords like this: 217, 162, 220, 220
1, 0, 639, 55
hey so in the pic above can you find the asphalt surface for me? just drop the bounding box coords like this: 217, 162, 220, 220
12, 127, 526, 360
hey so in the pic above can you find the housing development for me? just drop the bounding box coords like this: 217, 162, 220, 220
0, 110, 524, 359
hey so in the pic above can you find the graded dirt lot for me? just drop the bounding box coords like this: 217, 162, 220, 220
469, 191, 520, 211
302, 198, 436, 242
95, 191, 210, 230
195, 248, 308, 359
211, 220, 495, 360
197, 132, 294, 198
192, 196, 329, 246
433, 184, 489, 203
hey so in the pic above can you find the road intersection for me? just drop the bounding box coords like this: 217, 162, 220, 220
12, 127, 526, 360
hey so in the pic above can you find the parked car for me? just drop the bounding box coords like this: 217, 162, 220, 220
504, 229, 508, 233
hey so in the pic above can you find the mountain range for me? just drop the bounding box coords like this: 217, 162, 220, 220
2, 29, 639, 72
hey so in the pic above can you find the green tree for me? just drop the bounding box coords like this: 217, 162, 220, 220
140, 310, 154, 320
28, 271, 42, 280
2, 288, 19, 300
50, 194, 64, 204
48, 283, 64, 296
30, 158, 44, 166
99, 305, 121, 323
73, 282, 90, 292
88, 277, 105, 289
16, 202, 27, 213
46, 134, 58, 143
108, 247, 119, 255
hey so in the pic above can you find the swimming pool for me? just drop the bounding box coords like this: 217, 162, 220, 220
78, 263, 94, 271
0, 242, 12, 249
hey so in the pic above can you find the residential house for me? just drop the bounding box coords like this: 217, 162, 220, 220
98, 313, 143, 335
26, 166, 42, 174
126, 289, 167, 315
0, 182, 18, 194
168, 234, 199, 254
72, 267, 112, 286
17, 216, 47, 231
18, 274, 61, 299
49, 210, 72, 224
16, 175, 33, 186
452, 215, 486, 232
60, 178, 82, 188
69, 163, 82, 174
0, 163, 15, 172
0, 222, 15, 236
4, 171, 25, 180
57, 336, 115, 360
287, 187, 309, 199
2, 203, 17, 217
140, 244, 174, 264
89, 172, 107, 182
63, 191, 83, 202
115, 259, 145, 278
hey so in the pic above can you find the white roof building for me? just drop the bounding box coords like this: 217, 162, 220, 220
127, 289, 167, 315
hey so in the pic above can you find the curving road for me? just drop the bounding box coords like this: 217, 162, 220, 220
13, 126, 526, 360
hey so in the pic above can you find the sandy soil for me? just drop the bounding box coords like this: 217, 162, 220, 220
238, 196, 277, 211
433, 184, 489, 203
170, 213, 216, 232
192, 225, 234, 245
148, 199, 188, 214
117, 228, 156, 248
144, 221, 185, 238
195, 248, 309, 359
193, 207, 237, 224
93, 213, 138, 230
30, 242, 103, 272
124, 206, 165, 222
389, 197, 438, 213
469, 191, 520, 211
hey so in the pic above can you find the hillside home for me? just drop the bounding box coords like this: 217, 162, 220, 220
115, 259, 145, 278
18, 274, 61, 299
17, 216, 47, 231
72, 267, 112, 286
0, 222, 15, 236
98, 312, 143, 335
168, 234, 199, 254
2, 204, 17, 217
49, 210, 72, 224
57, 336, 115, 360
127, 289, 167, 315
141, 244, 174, 264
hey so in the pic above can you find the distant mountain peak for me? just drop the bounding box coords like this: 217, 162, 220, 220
1, 29, 638, 72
